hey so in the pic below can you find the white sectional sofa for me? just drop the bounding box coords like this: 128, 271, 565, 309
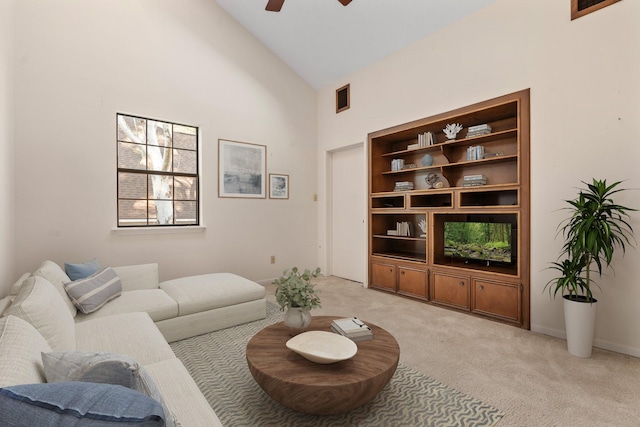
0, 260, 267, 426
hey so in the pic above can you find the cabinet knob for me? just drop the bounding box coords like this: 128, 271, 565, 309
400, 271, 405, 275
479, 285, 484, 290
459, 281, 465, 287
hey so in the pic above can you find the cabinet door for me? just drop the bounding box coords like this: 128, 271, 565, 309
371, 262, 397, 291
473, 279, 521, 323
430, 272, 469, 310
398, 267, 427, 299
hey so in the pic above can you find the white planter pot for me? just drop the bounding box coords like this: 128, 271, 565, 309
563, 295, 598, 358
283, 307, 312, 335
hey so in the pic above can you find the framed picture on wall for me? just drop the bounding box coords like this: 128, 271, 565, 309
269, 174, 289, 199
218, 139, 266, 198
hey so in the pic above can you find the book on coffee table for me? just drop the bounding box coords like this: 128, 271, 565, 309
331, 317, 373, 341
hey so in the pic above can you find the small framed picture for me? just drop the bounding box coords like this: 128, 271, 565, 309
219, 139, 266, 198
269, 174, 289, 199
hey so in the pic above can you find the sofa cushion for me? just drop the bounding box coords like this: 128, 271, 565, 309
33, 260, 78, 317
9, 272, 31, 296
75, 312, 175, 366
112, 263, 159, 292
144, 358, 222, 427
4, 276, 76, 352
0, 382, 167, 426
64, 267, 122, 314
42, 351, 176, 427
64, 258, 102, 281
160, 273, 266, 316
75, 289, 178, 323
0, 315, 51, 387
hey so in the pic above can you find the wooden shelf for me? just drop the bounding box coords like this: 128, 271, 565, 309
368, 89, 530, 329
381, 129, 518, 158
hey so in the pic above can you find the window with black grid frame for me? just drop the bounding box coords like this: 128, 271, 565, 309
116, 114, 199, 227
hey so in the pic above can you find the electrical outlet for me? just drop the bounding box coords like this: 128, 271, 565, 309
270, 255, 276, 264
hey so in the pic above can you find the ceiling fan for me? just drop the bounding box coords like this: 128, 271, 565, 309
266, 0, 352, 12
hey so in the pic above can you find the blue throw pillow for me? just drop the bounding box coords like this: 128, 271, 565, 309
0, 381, 166, 427
65, 259, 102, 281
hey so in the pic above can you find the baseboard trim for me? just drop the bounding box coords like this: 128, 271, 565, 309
532, 323, 640, 357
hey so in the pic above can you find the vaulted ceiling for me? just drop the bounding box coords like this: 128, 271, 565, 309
215, 0, 497, 89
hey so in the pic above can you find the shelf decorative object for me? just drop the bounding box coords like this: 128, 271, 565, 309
425, 172, 449, 189
443, 123, 463, 140
274, 267, 322, 335
421, 154, 434, 167
418, 219, 427, 237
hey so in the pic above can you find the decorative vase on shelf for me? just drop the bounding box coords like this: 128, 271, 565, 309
421, 154, 434, 167
284, 307, 312, 335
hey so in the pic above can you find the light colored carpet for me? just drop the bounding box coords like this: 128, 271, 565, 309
262, 276, 640, 427
171, 302, 503, 427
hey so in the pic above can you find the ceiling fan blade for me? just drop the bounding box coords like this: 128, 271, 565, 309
266, 0, 285, 12
338, 0, 352, 5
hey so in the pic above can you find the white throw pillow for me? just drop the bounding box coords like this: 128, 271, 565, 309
4, 276, 76, 351
33, 260, 78, 318
0, 315, 52, 387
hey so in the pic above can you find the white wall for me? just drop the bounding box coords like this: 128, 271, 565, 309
317, 0, 640, 355
0, 0, 16, 296
10, 0, 318, 288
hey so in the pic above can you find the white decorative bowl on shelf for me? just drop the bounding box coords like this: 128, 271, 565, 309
285, 331, 358, 364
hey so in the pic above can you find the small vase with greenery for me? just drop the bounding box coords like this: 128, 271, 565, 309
273, 267, 321, 333
544, 179, 635, 356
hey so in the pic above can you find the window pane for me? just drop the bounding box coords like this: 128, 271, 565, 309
148, 200, 174, 225
175, 201, 197, 225
147, 121, 172, 147
148, 175, 173, 199
117, 115, 146, 144
173, 149, 197, 174
174, 176, 197, 200
118, 142, 146, 170
173, 126, 197, 150
118, 172, 147, 199
147, 145, 172, 172
118, 199, 147, 226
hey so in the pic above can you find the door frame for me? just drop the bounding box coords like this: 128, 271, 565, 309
325, 142, 368, 286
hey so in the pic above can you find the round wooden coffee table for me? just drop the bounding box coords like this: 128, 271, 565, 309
246, 316, 400, 415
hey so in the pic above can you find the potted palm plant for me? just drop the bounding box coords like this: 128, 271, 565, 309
273, 267, 321, 334
545, 179, 635, 357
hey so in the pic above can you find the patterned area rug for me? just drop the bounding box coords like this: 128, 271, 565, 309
170, 303, 504, 427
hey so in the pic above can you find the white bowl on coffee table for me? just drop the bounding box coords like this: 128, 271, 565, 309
286, 330, 358, 364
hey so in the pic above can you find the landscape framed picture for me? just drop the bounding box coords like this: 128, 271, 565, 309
269, 173, 289, 199
218, 139, 266, 198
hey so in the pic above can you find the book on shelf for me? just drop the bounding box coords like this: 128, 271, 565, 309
463, 174, 487, 181
331, 317, 373, 341
394, 181, 414, 191
466, 145, 485, 161
391, 158, 404, 171
416, 131, 437, 148
462, 174, 487, 187
393, 221, 412, 237
467, 124, 492, 138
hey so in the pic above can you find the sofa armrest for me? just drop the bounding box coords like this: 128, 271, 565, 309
112, 263, 159, 292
